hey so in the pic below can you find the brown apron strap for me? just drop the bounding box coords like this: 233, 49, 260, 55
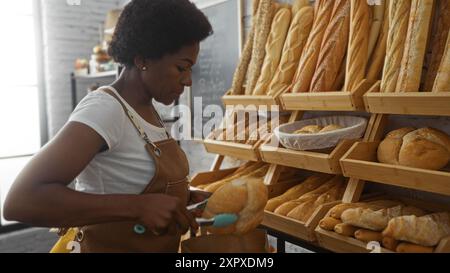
99, 87, 164, 155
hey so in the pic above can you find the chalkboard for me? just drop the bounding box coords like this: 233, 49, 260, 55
191, 0, 241, 138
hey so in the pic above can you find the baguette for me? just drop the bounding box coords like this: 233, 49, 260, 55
246, 0, 274, 95
265, 174, 331, 212
253, 8, 292, 95
341, 205, 426, 231
310, 0, 351, 92
292, 0, 310, 15
396, 243, 434, 253
382, 236, 399, 251
366, 0, 389, 81
319, 217, 342, 231
380, 0, 412, 93
334, 223, 358, 237
344, 0, 370, 92
291, 0, 335, 93
267, 6, 314, 96
424, 0, 450, 92
433, 30, 450, 92
329, 202, 370, 219
382, 212, 450, 247
367, 1, 386, 62
230, 0, 260, 95
354, 229, 383, 243
396, 0, 434, 92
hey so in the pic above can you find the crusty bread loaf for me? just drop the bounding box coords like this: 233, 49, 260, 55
383, 212, 450, 247
366, 0, 389, 81
377, 127, 416, 165
424, 0, 450, 92
267, 6, 314, 96
344, 0, 370, 92
246, 0, 274, 95
354, 229, 383, 243
396, 0, 434, 92
380, 0, 412, 93
329, 202, 371, 219
265, 174, 331, 212
382, 236, 399, 251
334, 223, 359, 237
253, 8, 292, 95
287, 178, 345, 222
203, 178, 268, 235
341, 205, 426, 231
291, 0, 335, 93
378, 127, 450, 170
319, 217, 342, 231
433, 30, 450, 92
310, 0, 351, 92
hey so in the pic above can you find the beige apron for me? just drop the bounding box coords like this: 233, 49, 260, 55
77, 87, 190, 253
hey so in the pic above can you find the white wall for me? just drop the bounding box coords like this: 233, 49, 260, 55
41, 0, 122, 137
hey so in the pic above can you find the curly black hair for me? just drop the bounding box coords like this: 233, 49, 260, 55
108, 0, 213, 67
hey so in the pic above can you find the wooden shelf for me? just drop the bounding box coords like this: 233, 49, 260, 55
280, 79, 374, 111
203, 138, 263, 161
259, 138, 358, 174
263, 201, 340, 242
364, 81, 450, 116
222, 88, 285, 109
261, 180, 342, 242
190, 167, 238, 188
340, 141, 450, 196
314, 197, 450, 253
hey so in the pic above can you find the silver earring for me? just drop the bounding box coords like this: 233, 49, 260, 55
142, 66, 147, 71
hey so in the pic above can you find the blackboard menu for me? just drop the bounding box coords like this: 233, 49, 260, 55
191, 0, 241, 138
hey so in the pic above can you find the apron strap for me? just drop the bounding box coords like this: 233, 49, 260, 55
98, 87, 163, 155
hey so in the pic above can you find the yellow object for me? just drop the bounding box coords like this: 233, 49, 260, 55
49, 228, 79, 253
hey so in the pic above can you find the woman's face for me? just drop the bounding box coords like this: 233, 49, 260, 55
142, 43, 199, 105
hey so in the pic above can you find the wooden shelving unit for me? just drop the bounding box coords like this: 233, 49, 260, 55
364, 81, 450, 117
280, 79, 374, 112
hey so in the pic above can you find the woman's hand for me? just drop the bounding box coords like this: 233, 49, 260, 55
188, 190, 212, 217
135, 193, 198, 235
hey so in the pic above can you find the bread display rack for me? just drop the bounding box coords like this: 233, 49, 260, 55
194, 0, 450, 253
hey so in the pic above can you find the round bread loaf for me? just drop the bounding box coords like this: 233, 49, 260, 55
377, 127, 450, 170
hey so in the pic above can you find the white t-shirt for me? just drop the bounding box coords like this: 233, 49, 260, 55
68, 86, 169, 194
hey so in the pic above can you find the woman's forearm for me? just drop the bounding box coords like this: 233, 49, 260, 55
4, 183, 140, 228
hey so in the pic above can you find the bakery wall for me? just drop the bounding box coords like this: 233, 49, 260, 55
41, 0, 122, 137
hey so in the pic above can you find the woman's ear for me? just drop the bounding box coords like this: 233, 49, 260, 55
133, 56, 148, 71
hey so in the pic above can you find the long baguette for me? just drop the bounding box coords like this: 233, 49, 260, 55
310, 0, 351, 92
366, 0, 389, 81
380, 0, 412, 93
291, 0, 309, 15
424, 0, 450, 92
267, 6, 314, 96
246, 0, 274, 95
230, 0, 260, 95
253, 8, 292, 95
344, 0, 371, 92
432, 31, 450, 92
367, 1, 386, 62
396, 0, 435, 92
291, 0, 335, 93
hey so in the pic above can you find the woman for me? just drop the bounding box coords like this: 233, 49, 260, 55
4, 0, 213, 253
